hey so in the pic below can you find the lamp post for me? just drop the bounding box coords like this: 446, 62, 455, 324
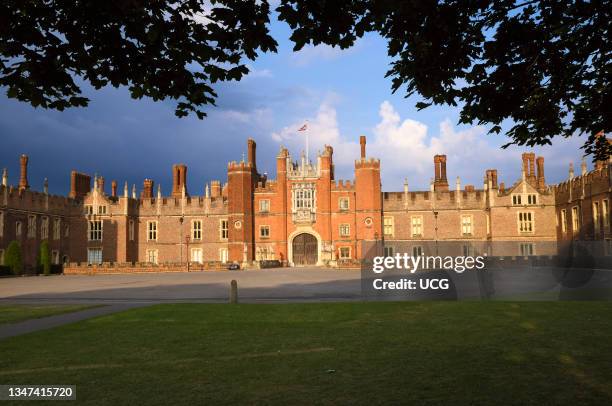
179, 216, 184, 267
433, 211, 439, 256
185, 234, 190, 271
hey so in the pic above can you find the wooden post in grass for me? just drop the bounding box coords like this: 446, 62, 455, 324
230, 280, 238, 304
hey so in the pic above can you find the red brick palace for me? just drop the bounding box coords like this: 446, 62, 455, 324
1, 136, 611, 270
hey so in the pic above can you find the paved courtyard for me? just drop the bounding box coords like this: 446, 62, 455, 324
1, 267, 610, 339
0, 268, 363, 304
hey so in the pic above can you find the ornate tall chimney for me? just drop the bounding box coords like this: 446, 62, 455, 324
536, 156, 545, 190
141, 179, 154, 199
360, 135, 366, 159
172, 164, 188, 198
247, 138, 257, 170
111, 180, 118, 197
433, 155, 449, 191
19, 154, 29, 191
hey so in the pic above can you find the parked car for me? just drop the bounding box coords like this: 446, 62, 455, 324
227, 262, 240, 271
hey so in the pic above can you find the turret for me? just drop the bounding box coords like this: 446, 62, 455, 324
227, 139, 258, 263
354, 136, 382, 247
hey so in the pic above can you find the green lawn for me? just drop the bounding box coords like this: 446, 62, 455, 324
1, 302, 612, 405
0, 304, 99, 325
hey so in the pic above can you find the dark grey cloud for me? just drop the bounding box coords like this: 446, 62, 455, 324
0, 78, 309, 197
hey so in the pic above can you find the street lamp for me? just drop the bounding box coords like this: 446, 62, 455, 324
433, 211, 439, 256
185, 234, 190, 272
179, 216, 184, 266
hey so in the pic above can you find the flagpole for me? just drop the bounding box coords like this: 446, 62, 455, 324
298, 121, 309, 166
306, 125, 309, 165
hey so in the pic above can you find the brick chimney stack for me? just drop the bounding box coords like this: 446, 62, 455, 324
69, 171, 91, 199
247, 138, 257, 170
172, 164, 188, 198
360, 135, 366, 159
210, 180, 221, 198
486, 169, 498, 189
19, 154, 29, 191
536, 156, 545, 190
111, 180, 117, 197
521, 152, 537, 184
433, 155, 449, 191
141, 179, 154, 199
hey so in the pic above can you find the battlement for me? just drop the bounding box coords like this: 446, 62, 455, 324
228, 161, 254, 171
331, 179, 354, 190
354, 158, 381, 169
1, 184, 79, 211
136, 194, 227, 210
382, 188, 486, 211
553, 163, 610, 200
255, 180, 277, 193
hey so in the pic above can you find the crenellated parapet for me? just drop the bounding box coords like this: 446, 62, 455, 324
227, 161, 254, 172
354, 158, 380, 169
553, 161, 610, 202
1, 184, 79, 212
255, 179, 277, 193
331, 180, 354, 190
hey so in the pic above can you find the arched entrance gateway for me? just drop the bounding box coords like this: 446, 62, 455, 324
291, 233, 318, 266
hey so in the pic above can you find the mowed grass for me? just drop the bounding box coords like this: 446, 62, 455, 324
1, 302, 612, 405
0, 304, 99, 325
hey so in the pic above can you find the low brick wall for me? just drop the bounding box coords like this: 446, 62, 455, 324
64, 262, 229, 275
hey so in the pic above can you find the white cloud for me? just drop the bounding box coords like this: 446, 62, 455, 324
270, 99, 525, 189
216, 107, 273, 127
289, 44, 356, 67
244, 64, 273, 79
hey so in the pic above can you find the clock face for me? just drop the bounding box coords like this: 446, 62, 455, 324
234, 220, 242, 229
364, 217, 373, 227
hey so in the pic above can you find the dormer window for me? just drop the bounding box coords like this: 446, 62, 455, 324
527, 194, 537, 205
512, 194, 537, 205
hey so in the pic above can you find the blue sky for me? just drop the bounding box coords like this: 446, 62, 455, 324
0, 13, 586, 197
